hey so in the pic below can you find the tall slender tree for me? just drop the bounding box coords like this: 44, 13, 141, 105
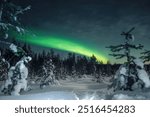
107, 27, 143, 76
107, 28, 144, 90
0, 0, 32, 95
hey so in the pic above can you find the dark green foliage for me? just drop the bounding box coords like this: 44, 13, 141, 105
141, 50, 150, 62
107, 28, 144, 91
107, 28, 143, 67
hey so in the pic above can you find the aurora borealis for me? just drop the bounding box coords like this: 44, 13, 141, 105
17, 33, 108, 63
6, 0, 150, 63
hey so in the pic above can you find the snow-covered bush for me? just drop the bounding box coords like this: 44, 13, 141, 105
111, 64, 128, 91
11, 56, 32, 95
1, 56, 32, 95
40, 59, 59, 89
134, 59, 150, 88
110, 59, 150, 91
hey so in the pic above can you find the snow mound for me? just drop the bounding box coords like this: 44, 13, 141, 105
112, 94, 146, 100
112, 94, 133, 100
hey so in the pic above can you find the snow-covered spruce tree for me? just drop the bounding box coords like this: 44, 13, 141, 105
10, 56, 32, 95
1, 43, 32, 95
0, 0, 32, 95
76, 56, 88, 78
40, 58, 58, 89
133, 59, 150, 89
1, 55, 32, 95
86, 55, 97, 77
107, 27, 150, 91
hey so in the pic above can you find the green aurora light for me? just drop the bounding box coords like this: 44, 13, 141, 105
16, 34, 108, 63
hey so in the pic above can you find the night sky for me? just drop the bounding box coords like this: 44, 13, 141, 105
10, 0, 150, 63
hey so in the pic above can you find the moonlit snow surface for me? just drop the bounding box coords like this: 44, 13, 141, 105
0, 91, 77, 100
0, 76, 150, 100
112, 93, 146, 100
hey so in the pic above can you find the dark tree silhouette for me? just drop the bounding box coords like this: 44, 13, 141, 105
107, 28, 144, 91
107, 27, 143, 76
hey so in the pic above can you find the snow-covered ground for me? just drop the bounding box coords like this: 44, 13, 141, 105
0, 76, 150, 100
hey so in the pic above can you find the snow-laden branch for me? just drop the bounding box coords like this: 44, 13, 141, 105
15, 6, 31, 15
0, 1, 31, 39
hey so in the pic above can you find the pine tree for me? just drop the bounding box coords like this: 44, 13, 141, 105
89, 55, 97, 76
66, 53, 76, 75
0, 1, 32, 95
107, 27, 144, 91
76, 56, 88, 76
0, 0, 30, 58
107, 27, 143, 64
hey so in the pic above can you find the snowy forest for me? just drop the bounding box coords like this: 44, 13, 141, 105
0, 0, 150, 100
